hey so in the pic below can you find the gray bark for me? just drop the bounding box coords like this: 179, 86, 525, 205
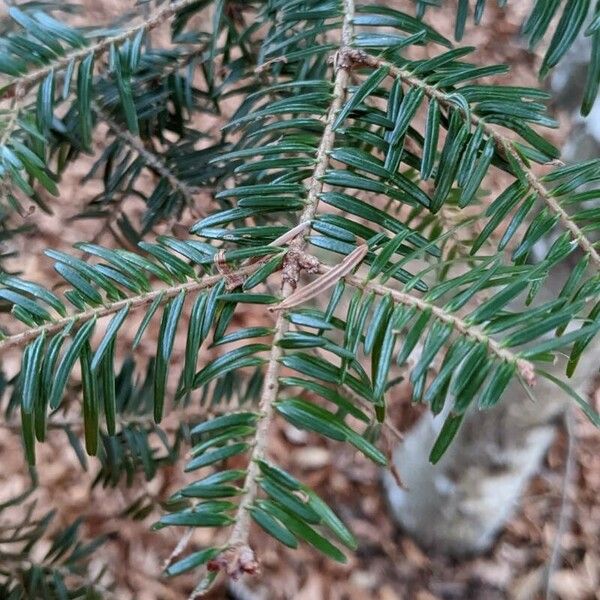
383, 343, 597, 555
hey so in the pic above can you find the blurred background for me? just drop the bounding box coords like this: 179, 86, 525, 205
0, 1, 599, 599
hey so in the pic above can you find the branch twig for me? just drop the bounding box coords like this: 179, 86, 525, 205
0, 260, 265, 353
93, 102, 203, 215
358, 54, 600, 268
217, 0, 357, 580
2, 0, 201, 97
332, 265, 536, 384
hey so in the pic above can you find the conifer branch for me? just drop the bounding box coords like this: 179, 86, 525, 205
336, 267, 537, 385
1, 0, 201, 96
0, 261, 262, 353
93, 103, 203, 214
291, 51, 355, 253
3, 3, 600, 591
358, 54, 600, 269
222, 0, 357, 567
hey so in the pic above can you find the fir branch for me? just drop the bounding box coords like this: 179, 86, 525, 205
93, 102, 203, 214
358, 54, 600, 268
221, 310, 286, 557
291, 21, 356, 249
0, 261, 263, 353
1, 0, 202, 97
336, 267, 537, 386
2, 3, 599, 589
0, 224, 309, 355
220, 0, 357, 572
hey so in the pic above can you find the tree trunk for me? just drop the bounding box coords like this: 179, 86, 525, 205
383, 346, 597, 555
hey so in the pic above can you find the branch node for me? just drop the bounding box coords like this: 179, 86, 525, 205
282, 249, 320, 289
207, 544, 259, 580
331, 47, 371, 70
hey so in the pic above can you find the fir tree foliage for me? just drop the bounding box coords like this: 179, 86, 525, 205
0, 483, 110, 598
0, 0, 599, 595
413, 0, 600, 116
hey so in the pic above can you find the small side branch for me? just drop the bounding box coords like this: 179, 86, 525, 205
358, 54, 600, 269
0, 261, 265, 353
334, 266, 536, 385
2, 0, 201, 96
224, 310, 287, 560
290, 2, 356, 257
94, 103, 202, 214
218, 0, 357, 577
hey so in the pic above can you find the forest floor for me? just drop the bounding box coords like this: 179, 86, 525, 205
0, 1, 598, 599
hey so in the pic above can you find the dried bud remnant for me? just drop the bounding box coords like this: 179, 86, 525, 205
331, 47, 374, 70
206, 543, 259, 580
